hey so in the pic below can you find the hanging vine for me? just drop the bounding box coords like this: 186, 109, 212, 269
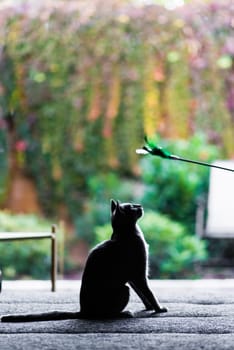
0, 0, 233, 217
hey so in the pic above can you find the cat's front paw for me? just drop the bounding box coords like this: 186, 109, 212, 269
154, 306, 168, 313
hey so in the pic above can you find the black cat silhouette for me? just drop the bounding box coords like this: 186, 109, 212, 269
1, 199, 167, 322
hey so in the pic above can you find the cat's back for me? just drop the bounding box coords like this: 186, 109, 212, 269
82, 239, 122, 278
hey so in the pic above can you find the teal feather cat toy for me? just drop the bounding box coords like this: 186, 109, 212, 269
136, 136, 234, 173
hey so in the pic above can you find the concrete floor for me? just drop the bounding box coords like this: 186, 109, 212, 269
0, 279, 234, 349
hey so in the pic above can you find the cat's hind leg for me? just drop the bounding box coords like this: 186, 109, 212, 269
102, 284, 130, 316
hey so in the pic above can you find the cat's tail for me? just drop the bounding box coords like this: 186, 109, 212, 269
1, 311, 81, 323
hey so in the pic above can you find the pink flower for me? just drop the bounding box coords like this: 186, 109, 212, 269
15, 140, 28, 152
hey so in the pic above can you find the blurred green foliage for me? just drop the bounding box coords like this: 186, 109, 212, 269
0, 211, 52, 279
141, 134, 221, 231
0, 0, 233, 221
140, 211, 207, 278
0, 127, 8, 204
0, 0, 233, 277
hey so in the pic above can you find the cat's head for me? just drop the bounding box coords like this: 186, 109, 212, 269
110, 199, 143, 228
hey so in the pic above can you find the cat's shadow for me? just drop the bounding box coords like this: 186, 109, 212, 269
133, 309, 167, 318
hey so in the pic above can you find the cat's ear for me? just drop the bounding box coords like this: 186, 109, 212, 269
111, 199, 117, 213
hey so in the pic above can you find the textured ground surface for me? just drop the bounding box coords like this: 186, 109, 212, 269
0, 279, 234, 349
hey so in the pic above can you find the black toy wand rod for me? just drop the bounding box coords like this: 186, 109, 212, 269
168, 154, 234, 172
136, 137, 234, 173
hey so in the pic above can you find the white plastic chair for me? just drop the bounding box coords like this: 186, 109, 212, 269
196, 160, 234, 238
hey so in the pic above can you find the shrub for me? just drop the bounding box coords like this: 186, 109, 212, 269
140, 134, 221, 231
0, 127, 8, 205
140, 211, 207, 278
94, 210, 207, 278
0, 211, 53, 279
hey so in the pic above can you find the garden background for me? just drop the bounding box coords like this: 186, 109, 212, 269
0, 0, 234, 280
